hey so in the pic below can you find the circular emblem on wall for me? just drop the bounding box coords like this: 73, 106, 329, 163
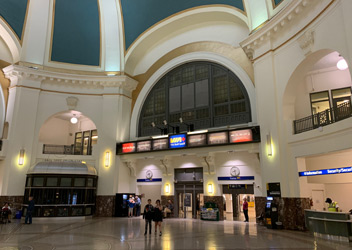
230, 166, 240, 177
146, 170, 153, 179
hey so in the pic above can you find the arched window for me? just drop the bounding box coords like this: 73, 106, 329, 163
139, 62, 251, 137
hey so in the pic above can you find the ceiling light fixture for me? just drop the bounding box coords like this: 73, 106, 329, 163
70, 114, 78, 124
337, 56, 348, 71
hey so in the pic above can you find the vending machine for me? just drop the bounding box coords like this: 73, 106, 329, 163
115, 193, 135, 217
265, 197, 278, 229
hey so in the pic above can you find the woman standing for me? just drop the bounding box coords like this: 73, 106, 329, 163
153, 199, 163, 236
128, 197, 135, 217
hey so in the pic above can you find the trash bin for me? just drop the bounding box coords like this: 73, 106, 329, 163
15, 210, 22, 219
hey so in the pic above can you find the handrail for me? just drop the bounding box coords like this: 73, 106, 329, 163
43, 144, 92, 155
293, 101, 352, 134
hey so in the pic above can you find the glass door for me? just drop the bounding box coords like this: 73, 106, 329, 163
74, 132, 82, 155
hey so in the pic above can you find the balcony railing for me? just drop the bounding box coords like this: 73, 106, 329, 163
293, 102, 352, 134
43, 144, 74, 155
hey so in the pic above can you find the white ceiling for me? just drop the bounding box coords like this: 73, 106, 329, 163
311, 51, 342, 71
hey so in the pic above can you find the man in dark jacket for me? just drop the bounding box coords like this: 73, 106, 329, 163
25, 196, 35, 224
143, 199, 154, 235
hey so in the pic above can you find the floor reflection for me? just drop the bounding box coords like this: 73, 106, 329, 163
0, 218, 350, 250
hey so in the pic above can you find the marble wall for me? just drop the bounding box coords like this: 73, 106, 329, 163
255, 197, 311, 230
95, 195, 115, 217
204, 196, 224, 221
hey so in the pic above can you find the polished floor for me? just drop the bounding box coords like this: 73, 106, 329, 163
0, 217, 351, 250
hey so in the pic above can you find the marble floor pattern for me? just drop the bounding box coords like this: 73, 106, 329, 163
0, 217, 351, 250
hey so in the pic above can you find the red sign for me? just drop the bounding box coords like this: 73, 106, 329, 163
122, 143, 136, 153
229, 129, 252, 143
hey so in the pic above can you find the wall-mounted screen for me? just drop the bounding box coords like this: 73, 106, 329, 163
207, 132, 228, 145
152, 139, 168, 150
229, 129, 253, 143
169, 134, 187, 149
188, 134, 206, 147
122, 142, 136, 153
137, 141, 151, 152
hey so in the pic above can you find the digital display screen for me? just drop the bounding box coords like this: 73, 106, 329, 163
152, 139, 168, 150
207, 132, 228, 145
122, 142, 136, 153
169, 134, 187, 149
266, 202, 271, 208
187, 134, 206, 147
229, 129, 253, 143
137, 141, 151, 152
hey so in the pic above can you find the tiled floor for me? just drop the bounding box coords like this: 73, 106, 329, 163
0, 217, 351, 250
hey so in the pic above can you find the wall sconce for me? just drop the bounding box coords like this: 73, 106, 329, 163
104, 151, 110, 167
208, 183, 213, 194
165, 183, 170, 194
19, 149, 25, 165
267, 133, 273, 156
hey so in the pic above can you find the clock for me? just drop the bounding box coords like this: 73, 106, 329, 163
230, 166, 240, 177
146, 170, 153, 179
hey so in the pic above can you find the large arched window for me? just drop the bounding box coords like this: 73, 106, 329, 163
139, 62, 251, 137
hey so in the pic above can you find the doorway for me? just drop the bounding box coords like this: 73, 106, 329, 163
175, 184, 204, 219
223, 184, 255, 221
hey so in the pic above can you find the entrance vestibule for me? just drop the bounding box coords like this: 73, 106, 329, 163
223, 184, 255, 222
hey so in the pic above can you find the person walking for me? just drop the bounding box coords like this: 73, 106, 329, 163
143, 199, 154, 235
153, 200, 163, 236
243, 197, 249, 222
25, 196, 35, 224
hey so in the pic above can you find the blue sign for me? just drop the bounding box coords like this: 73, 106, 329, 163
137, 178, 162, 182
218, 176, 255, 181
299, 166, 352, 177
169, 134, 187, 148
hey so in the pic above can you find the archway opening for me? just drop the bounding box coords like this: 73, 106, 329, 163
283, 50, 351, 134
39, 110, 97, 155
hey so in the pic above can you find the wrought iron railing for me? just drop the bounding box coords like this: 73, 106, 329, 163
43, 144, 74, 155
293, 102, 352, 134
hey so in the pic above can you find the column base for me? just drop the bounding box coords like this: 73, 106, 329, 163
95, 195, 115, 217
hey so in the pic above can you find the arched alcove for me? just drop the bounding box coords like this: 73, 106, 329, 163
283, 50, 352, 133
39, 110, 98, 155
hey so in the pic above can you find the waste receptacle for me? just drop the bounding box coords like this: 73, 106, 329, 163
15, 210, 22, 219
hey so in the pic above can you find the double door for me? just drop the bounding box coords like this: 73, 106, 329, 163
175, 183, 203, 219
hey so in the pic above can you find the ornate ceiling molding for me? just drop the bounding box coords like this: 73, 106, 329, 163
240, 0, 334, 61
3, 65, 139, 92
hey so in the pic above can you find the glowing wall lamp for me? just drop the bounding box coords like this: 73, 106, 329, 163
267, 134, 273, 156
208, 183, 213, 194
165, 183, 170, 194
104, 151, 111, 167
18, 149, 25, 165
337, 58, 348, 71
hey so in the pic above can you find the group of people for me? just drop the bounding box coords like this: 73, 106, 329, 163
142, 199, 174, 236
127, 196, 141, 217
1, 202, 12, 223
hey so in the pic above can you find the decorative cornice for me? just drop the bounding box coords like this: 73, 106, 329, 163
240, 0, 333, 61
3, 65, 139, 92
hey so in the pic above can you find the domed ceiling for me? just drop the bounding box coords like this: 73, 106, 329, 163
0, 0, 285, 67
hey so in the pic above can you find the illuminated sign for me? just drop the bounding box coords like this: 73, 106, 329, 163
218, 176, 255, 181
137, 178, 162, 182
188, 134, 206, 147
169, 134, 187, 148
152, 139, 168, 150
299, 166, 352, 177
208, 132, 228, 145
137, 141, 151, 152
122, 143, 136, 153
229, 129, 253, 143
